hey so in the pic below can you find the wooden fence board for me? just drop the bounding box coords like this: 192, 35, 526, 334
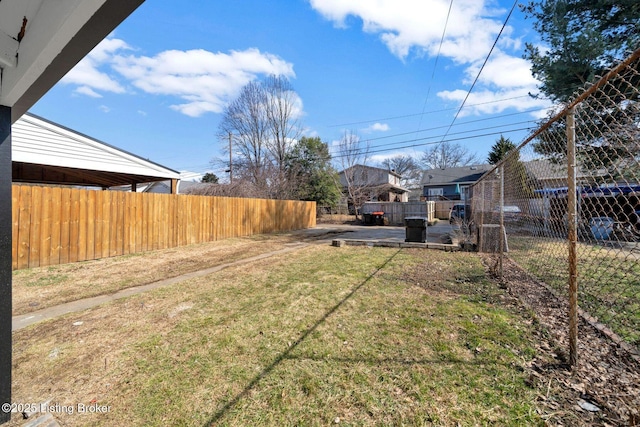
101, 191, 111, 259
77, 190, 88, 262
115, 192, 125, 256
28, 186, 42, 268
18, 185, 32, 269
49, 187, 62, 266
69, 190, 81, 263
94, 190, 103, 258
123, 192, 131, 255
59, 188, 71, 265
39, 188, 52, 267
11, 185, 315, 269
87, 190, 96, 260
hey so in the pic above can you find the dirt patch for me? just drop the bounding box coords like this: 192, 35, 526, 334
481, 254, 640, 426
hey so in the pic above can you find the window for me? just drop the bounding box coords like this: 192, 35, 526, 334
428, 188, 443, 200
460, 185, 469, 201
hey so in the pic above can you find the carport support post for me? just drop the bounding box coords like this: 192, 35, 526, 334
0, 105, 12, 424
567, 107, 578, 367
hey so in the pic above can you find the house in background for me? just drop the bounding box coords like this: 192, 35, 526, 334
12, 113, 181, 191
421, 164, 493, 201
136, 172, 210, 194
338, 165, 409, 211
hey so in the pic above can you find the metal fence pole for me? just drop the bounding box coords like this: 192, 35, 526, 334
499, 165, 504, 279
567, 107, 579, 367
480, 181, 485, 229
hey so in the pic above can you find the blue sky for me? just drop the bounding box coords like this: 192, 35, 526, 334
30, 0, 551, 181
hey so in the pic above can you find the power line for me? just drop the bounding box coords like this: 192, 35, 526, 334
328, 94, 539, 127
415, 0, 455, 135
438, 0, 519, 144
331, 126, 533, 160
361, 120, 535, 153
357, 107, 544, 143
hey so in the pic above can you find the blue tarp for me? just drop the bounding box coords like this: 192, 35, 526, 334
534, 185, 640, 198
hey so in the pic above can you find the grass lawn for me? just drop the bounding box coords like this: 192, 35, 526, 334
508, 236, 640, 346
11, 244, 544, 426
11, 234, 300, 316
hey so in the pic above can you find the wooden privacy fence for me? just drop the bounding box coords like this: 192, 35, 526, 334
361, 202, 435, 225
11, 185, 316, 270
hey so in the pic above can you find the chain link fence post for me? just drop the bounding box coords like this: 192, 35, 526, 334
470, 50, 640, 359
499, 164, 504, 279
566, 107, 579, 367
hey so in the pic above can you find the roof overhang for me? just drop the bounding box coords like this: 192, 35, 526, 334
12, 113, 180, 188
0, 0, 145, 121
12, 162, 176, 188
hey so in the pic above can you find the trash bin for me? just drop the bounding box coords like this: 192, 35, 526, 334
363, 213, 373, 225
590, 217, 614, 240
404, 217, 427, 243
372, 211, 386, 226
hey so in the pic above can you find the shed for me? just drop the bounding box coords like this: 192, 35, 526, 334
12, 113, 181, 192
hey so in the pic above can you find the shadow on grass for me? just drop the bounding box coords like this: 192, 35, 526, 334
281, 354, 517, 369
203, 248, 403, 426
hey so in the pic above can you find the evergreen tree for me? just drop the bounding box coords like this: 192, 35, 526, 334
285, 137, 341, 207
523, 0, 639, 102
487, 136, 516, 165
201, 172, 219, 184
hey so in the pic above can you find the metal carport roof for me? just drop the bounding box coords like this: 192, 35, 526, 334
12, 113, 180, 188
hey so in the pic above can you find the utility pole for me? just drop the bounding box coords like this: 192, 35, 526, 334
228, 132, 233, 184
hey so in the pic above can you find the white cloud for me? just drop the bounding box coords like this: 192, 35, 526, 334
112, 48, 295, 117
309, 0, 512, 63
364, 122, 389, 132
309, 0, 544, 105
463, 52, 538, 89
74, 86, 102, 98
61, 37, 297, 118
61, 38, 130, 94
432, 51, 549, 117
98, 105, 111, 113
437, 88, 551, 117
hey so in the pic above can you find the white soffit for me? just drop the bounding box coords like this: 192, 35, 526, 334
0, 0, 145, 121
13, 113, 180, 180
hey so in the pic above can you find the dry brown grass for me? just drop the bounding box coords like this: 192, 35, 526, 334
12, 234, 300, 316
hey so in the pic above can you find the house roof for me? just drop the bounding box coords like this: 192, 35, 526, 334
12, 113, 180, 188
421, 164, 493, 186
523, 158, 607, 183
339, 164, 402, 179
338, 164, 409, 193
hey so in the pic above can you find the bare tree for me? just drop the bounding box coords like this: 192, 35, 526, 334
421, 141, 479, 169
184, 179, 265, 198
218, 80, 270, 191
379, 154, 422, 189
263, 75, 302, 172
337, 130, 371, 218
217, 75, 303, 199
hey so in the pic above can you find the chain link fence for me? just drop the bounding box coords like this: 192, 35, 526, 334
471, 49, 640, 364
